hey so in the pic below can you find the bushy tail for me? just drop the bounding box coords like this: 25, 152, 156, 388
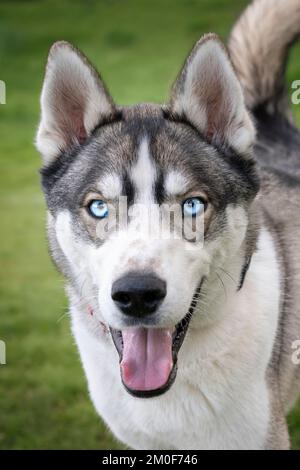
228, 0, 300, 120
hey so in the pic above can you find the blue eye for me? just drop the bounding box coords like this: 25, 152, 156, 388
182, 197, 206, 217
88, 200, 109, 219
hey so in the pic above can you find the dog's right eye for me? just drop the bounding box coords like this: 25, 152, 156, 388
88, 200, 109, 219
182, 197, 206, 218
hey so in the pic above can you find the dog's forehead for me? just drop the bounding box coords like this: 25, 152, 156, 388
41, 103, 259, 212
99, 103, 212, 174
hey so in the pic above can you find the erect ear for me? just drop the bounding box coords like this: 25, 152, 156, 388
36, 41, 115, 163
169, 34, 255, 157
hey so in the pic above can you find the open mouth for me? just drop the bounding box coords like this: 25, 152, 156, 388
110, 281, 203, 398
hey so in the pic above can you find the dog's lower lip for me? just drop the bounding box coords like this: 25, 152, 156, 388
110, 280, 203, 398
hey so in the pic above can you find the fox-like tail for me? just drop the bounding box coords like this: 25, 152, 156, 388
228, 0, 300, 121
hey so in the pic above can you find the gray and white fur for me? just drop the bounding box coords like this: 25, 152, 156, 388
36, 0, 300, 450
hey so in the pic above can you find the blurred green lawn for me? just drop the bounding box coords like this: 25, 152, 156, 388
0, 0, 300, 450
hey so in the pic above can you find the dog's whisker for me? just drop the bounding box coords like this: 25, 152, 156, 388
217, 267, 238, 286
216, 273, 227, 301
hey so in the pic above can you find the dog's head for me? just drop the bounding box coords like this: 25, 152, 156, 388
37, 35, 259, 397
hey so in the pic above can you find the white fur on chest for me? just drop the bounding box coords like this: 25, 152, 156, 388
71, 228, 280, 450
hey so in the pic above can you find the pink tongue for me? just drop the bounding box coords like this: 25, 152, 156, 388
120, 328, 173, 391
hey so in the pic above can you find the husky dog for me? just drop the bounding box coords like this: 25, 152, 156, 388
36, 0, 300, 450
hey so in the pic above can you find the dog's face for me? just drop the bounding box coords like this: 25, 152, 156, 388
37, 35, 259, 397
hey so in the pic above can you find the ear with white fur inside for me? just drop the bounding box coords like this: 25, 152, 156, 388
36, 41, 115, 163
169, 34, 255, 157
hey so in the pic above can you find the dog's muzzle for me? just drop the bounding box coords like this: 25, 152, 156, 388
110, 277, 203, 398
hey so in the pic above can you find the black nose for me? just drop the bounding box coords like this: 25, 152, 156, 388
111, 272, 167, 317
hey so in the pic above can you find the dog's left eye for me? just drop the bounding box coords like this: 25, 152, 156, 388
88, 200, 109, 219
182, 197, 206, 217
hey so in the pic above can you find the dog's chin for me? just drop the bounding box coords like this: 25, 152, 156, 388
110, 281, 202, 398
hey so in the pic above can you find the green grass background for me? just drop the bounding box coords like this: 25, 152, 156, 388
0, 0, 300, 450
